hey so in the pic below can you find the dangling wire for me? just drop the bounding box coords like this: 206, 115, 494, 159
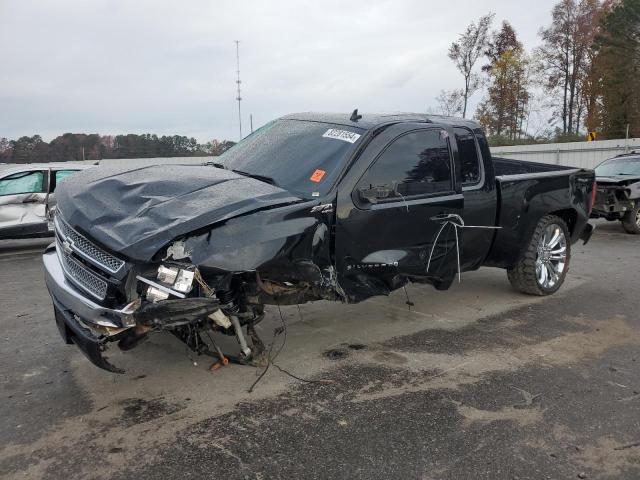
403, 285, 414, 309
185, 323, 197, 365
270, 305, 329, 385
248, 302, 330, 393
395, 189, 410, 213
194, 268, 214, 297
247, 334, 276, 393
426, 214, 501, 283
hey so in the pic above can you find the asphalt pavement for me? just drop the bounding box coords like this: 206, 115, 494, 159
1, 220, 639, 479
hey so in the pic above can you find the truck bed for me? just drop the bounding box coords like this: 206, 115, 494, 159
492, 157, 574, 176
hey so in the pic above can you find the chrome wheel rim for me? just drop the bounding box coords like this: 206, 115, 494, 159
636, 210, 640, 228
535, 224, 567, 289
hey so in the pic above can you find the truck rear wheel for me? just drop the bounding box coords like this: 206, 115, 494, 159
507, 215, 571, 296
621, 207, 640, 234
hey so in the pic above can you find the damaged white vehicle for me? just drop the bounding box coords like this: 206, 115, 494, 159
0, 163, 88, 239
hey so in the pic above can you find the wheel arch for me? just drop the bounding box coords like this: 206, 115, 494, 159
548, 208, 578, 236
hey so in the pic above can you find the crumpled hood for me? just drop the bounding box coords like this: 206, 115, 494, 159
56, 164, 302, 261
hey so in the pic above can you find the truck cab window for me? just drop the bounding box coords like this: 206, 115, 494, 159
357, 129, 452, 200
0, 171, 44, 196
454, 127, 481, 185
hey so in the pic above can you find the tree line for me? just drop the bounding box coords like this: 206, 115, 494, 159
441, 0, 639, 145
0, 133, 235, 164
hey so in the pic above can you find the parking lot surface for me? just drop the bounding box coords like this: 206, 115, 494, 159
1, 220, 639, 479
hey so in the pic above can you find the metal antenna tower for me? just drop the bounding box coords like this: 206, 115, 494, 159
235, 40, 242, 140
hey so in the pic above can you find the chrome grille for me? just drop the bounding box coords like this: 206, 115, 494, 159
55, 215, 124, 274
57, 239, 108, 300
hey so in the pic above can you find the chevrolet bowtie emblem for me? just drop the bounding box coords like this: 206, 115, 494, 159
62, 239, 73, 255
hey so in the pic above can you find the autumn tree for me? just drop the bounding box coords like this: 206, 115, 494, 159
536, 0, 602, 135
483, 21, 519, 70
593, 0, 640, 138
476, 22, 531, 141
581, 11, 605, 135
448, 13, 495, 118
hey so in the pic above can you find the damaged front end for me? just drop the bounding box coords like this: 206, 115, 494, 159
44, 246, 242, 372
44, 239, 271, 373
44, 197, 339, 373
592, 178, 640, 219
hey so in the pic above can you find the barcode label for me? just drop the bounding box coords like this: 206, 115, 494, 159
322, 129, 361, 144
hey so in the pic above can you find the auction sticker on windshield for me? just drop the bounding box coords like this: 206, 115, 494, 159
322, 129, 361, 144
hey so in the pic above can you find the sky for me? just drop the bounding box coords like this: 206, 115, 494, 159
0, 0, 559, 143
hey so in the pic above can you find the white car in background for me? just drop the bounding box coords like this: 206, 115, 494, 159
0, 163, 91, 239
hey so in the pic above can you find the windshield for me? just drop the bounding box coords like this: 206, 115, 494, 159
219, 119, 365, 198
595, 157, 640, 177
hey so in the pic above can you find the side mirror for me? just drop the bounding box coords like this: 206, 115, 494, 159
357, 185, 393, 204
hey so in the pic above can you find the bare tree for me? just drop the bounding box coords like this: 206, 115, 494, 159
448, 13, 495, 118
435, 89, 464, 116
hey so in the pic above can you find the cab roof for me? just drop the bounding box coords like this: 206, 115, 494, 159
282, 112, 481, 132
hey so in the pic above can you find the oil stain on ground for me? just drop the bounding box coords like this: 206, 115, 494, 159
117, 397, 185, 427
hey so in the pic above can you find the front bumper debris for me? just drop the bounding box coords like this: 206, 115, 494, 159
52, 297, 126, 373
44, 246, 223, 373
44, 247, 135, 372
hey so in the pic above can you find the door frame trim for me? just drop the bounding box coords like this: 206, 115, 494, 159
368, 193, 463, 211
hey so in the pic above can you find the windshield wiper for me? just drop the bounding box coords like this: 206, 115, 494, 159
203, 161, 226, 169
232, 170, 278, 186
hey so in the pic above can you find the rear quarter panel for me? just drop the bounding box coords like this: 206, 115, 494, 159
483, 169, 594, 268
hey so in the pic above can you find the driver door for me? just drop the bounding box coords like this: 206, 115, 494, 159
335, 124, 463, 299
0, 170, 49, 239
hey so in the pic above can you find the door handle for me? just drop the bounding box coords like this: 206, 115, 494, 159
430, 213, 457, 222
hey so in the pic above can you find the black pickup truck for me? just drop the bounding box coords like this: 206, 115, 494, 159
591, 153, 640, 234
43, 112, 596, 372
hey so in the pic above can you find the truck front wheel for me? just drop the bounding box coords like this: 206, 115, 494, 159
507, 215, 571, 296
621, 207, 640, 234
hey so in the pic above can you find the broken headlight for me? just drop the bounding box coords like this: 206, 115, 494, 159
156, 265, 195, 293
138, 265, 196, 303
146, 286, 170, 303
157, 265, 178, 284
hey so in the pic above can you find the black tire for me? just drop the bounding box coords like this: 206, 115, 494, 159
621, 207, 640, 234
507, 214, 571, 296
